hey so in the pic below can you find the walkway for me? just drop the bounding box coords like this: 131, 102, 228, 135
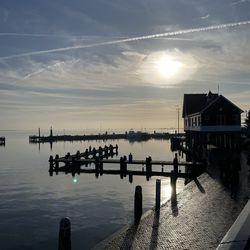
98, 152, 250, 250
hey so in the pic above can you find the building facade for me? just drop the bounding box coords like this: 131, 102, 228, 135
182, 91, 243, 159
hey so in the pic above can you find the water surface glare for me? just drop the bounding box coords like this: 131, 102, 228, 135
0, 131, 184, 249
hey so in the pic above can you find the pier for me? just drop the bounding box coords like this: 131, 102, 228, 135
98, 173, 245, 250
30, 127, 184, 144
48, 144, 203, 182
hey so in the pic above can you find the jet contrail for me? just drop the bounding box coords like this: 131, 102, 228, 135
0, 33, 68, 37
0, 20, 250, 61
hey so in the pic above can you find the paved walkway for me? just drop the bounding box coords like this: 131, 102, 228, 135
99, 152, 250, 250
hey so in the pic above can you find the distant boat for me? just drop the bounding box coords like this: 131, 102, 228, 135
127, 130, 151, 141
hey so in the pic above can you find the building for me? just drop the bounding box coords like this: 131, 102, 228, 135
182, 91, 243, 159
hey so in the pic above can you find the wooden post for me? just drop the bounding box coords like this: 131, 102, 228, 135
99, 161, 103, 176
58, 217, 71, 250
85, 149, 89, 159
76, 150, 80, 159
173, 153, 178, 175
119, 157, 124, 179
129, 173, 133, 183
148, 156, 152, 174
123, 156, 127, 177
93, 148, 96, 158
155, 179, 161, 211
128, 153, 133, 163
49, 155, 53, 176
134, 185, 142, 223
146, 156, 152, 180
55, 154, 59, 172
105, 146, 108, 158
98, 146, 102, 158
146, 157, 149, 177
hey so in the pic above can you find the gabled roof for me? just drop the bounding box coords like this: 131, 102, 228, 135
182, 92, 218, 117
182, 91, 243, 117
201, 95, 244, 113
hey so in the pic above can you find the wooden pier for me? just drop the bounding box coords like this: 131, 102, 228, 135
30, 128, 183, 144
30, 133, 127, 143
0, 137, 5, 146
48, 144, 203, 181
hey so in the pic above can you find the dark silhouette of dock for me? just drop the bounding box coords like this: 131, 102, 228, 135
29, 127, 184, 144
48, 144, 203, 181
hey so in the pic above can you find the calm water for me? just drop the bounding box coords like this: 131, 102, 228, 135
0, 130, 184, 250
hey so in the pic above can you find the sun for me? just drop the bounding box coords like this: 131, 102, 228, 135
156, 56, 183, 78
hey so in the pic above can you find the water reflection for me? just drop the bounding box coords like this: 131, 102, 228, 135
0, 131, 183, 250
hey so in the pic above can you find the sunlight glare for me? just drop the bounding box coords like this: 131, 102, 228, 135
156, 56, 183, 78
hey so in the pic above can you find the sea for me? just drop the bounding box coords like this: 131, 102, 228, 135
0, 130, 184, 250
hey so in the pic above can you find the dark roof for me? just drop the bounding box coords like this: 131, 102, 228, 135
182, 91, 243, 117
182, 92, 218, 117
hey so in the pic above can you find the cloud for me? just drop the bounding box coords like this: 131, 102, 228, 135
1, 0, 250, 130
1, 20, 250, 61
200, 14, 210, 19
231, 0, 250, 6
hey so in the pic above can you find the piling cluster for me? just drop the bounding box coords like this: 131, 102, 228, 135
49, 144, 118, 177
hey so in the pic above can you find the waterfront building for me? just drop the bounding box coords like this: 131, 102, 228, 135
182, 91, 243, 159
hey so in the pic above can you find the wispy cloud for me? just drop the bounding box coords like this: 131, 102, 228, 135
1, 20, 250, 61
231, 0, 250, 6
200, 14, 210, 19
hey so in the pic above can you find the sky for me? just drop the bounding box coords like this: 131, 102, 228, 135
0, 0, 250, 132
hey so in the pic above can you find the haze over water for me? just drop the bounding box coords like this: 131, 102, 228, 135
0, 130, 183, 249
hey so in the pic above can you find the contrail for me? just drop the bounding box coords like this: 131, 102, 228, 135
0, 20, 250, 61
0, 33, 127, 39
0, 32, 193, 41
0, 33, 68, 37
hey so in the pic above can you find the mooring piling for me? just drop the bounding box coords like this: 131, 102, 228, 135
58, 217, 71, 250
123, 155, 127, 177
134, 185, 142, 223
55, 154, 59, 171
146, 156, 152, 180
129, 153, 133, 163
49, 155, 54, 176
129, 172, 133, 183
